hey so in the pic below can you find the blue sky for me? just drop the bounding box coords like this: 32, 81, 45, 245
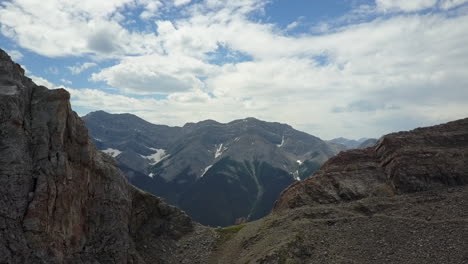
1, 0, 468, 139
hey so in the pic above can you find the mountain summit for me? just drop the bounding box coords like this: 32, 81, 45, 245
2, 48, 468, 263
83, 111, 340, 226
0, 48, 216, 263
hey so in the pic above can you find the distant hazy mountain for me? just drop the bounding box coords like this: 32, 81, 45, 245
328, 137, 377, 150
358, 138, 378, 149
83, 111, 340, 226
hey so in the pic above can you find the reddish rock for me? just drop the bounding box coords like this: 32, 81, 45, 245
0, 49, 210, 263
275, 118, 468, 211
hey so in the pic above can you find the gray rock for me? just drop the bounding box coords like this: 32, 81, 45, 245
0, 48, 213, 263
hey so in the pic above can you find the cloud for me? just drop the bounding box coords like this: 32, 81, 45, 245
46, 66, 59, 75
68, 62, 98, 75
332, 101, 400, 113
87, 30, 119, 53
174, 0, 192, 7
285, 21, 299, 31
0, 0, 162, 57
91, 53, 217, 94
139, 0, 163, 20
439, 0, 468, 9
2, 0, 468, 139
78, 3, 468, 137
61, 78, 73, 85
376, 0, 437, 12
5, 49, 23, 60
30, 75, 56, 88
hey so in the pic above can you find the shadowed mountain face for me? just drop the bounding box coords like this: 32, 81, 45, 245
0, 48, 216, 264
2, 48, 468, 263
83, 112, 339, 226
210, 118, 468, 264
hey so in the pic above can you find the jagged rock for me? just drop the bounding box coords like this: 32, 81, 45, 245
2, 47, 468, 264
0, 48, 212, 263
210, 119, 468, 264
275, 118, 468, 211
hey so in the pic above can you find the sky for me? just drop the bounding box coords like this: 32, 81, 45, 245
1, 0, 468, 139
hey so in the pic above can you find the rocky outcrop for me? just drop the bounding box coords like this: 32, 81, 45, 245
275, 118, 468, 210
0, 49, 214, 263
209, 118, 468, 264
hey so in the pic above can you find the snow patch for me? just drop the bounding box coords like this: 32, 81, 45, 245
102, 148, 121, 157
215, 144, 227, 159
93, 137, 102, 142
148, 173, 154, 178
142, 148, 168, 165
296, 160, 303, 165
277, 136, 285, 147
201, 165, 213, 177
234, 137, 240, 142
291, 170, 300, 181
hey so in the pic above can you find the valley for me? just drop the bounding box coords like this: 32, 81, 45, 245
84, 111, 346, 226
1, 45, 467, 263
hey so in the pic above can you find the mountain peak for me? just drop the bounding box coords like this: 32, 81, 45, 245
1, 49, 206, 263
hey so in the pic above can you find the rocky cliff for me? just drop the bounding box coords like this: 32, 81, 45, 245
275, 118, 468, 210
2, 47, 468, 264
210, 118, 468, 263
0, 49, 215, 263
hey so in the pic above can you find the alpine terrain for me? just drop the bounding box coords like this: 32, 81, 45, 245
83, 111, 341, 226
2, 49, 468, 264
328, 137, 378, 150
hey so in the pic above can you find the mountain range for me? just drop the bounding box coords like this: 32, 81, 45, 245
2, 48, 468, 263
328, 137, 378, 150
83, 111, 344, 226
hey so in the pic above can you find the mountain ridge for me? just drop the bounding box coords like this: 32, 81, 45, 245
83, 110, 340, 226
0, 48, 216, 264
1, 48, 468, 263
211, 116, 468, 263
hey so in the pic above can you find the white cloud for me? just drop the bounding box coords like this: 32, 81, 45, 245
91, 53, 218, 94
85, 2, 468, 138
46, 66, 59, 75
439, 0, 468, 9
30, 75, 56, 88
3, 0, 468, 139
0, 0, 163, 57
174, 0, 192, 7
61, 78, 73, 85
139, 0, 163, 19
376, 0, 437, 12
285, 21, 299, 31
68, 62, 98, 75
5, 49, 23, 60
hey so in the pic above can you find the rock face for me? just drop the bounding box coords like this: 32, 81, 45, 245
210, 118, 468, 264
84, 111, 339, 226
275, 118, 468, 210
0, 49, 214, 263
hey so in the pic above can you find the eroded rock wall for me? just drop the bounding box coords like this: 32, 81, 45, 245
275, 118, 468, 210
0, 49, 195, 263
